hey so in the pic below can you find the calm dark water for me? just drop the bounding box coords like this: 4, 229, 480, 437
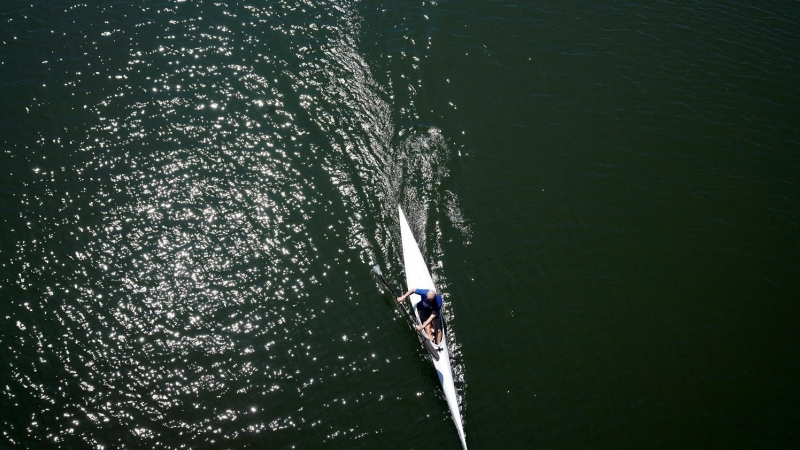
2, 0, 798, 449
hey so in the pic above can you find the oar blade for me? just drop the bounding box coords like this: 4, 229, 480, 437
422, 336, 440, 361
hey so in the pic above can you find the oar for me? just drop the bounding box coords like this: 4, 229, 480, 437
371, 265, 440, 361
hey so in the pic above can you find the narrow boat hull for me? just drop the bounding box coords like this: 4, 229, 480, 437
398, 206, 467, 450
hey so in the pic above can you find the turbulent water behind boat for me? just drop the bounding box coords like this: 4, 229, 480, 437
2, 1, 798, 449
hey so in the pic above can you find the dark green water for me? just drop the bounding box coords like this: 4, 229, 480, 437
2, 1, 798, 448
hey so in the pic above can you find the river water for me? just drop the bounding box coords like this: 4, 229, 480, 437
1, 1, 798, 448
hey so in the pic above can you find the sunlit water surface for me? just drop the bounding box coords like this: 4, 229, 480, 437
3, 0, 799, 449
2, 0, 469, 448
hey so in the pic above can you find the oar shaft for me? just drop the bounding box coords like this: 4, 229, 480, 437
376, 272, 400, 299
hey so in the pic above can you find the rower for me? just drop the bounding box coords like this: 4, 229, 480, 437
396, 288, 443, 345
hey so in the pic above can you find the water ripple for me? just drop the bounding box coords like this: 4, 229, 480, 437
4, 0, 468, 448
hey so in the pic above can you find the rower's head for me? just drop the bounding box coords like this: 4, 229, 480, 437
426, 290, 436, 301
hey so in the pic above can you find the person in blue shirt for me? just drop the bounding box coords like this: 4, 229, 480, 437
397, 288, 443, 345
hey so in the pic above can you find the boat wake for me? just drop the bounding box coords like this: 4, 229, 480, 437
5, 0, 470, 447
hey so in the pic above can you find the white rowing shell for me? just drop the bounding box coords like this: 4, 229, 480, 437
398, 206, 467, 450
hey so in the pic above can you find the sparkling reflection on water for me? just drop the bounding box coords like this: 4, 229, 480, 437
4, 0, 469, 448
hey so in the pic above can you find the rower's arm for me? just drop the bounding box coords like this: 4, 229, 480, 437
420, 311, 438, 327
396, 288, 415, 303
414, 310, 439, 332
